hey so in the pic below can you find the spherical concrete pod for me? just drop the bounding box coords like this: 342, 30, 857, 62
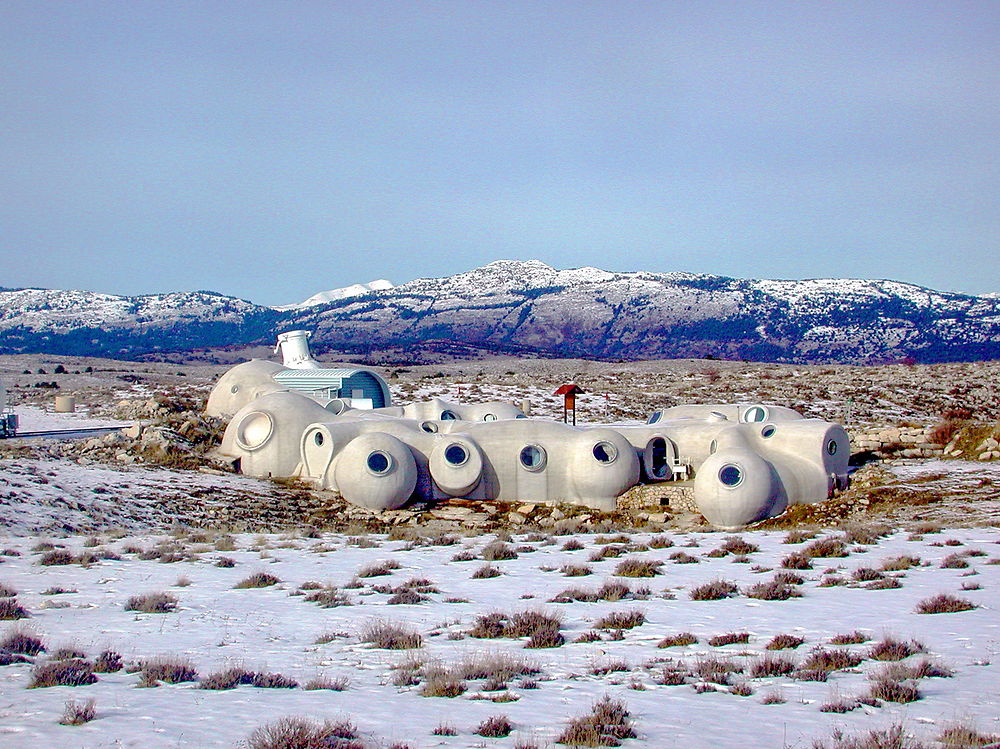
220, 391, 334, 478
206, 359, 286, 418
428, 436, 484, 497
693, 448, 787, 530
569, 429, 641, 511
333, 432, 418, 511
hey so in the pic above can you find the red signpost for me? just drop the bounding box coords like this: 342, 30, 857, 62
554, 383, 585, 425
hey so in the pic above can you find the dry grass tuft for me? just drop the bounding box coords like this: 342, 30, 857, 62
124, 592, 177, 613
246, 717, 361, 749
29, 658, 98, 688
0, 598, 29, 620
868, 636, 925, 661
658, 632, 697, 648
915, 593, 976, 614
556, 695, 636, 746
234, 572, 280, 589
471, 564, 502, 579
867, 678, 921, 703
800, 647, 862, 672
746, 579, 802, 601
830, 631, 869, 645
1, 627, 45, 655
766, 634, 805, 650
750, 654, 796, 678
708, 632, 750, 647
595, 610, 646, 630
476, 715, 513, 738
689, 579, 738, 601
613, 557, 662, 577
59, 698, 96, 726
360, 619, 423, 650
357, 559, 402, 577
937, 723, 1000, 748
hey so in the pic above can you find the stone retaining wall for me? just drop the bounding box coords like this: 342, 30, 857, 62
850, 425, 943, 459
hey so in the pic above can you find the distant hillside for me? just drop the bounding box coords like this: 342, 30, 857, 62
2, 261, 998, 363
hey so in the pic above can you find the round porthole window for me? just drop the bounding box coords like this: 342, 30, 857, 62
441, 410, 458, 421
313, 432, 325, 447
519, 444, 546, 471
366, 450, 392, 475
719, 464, 743, 487
827, 439, 838, 456
230, 385, 240, 394
444, 443, 469, 466
709, 439, 718, 454
483, 413, 497, 422
593, 441, 618, 464
761, 425, 776, 438
743, 406, 768, 423
420, 421, 439, 433
235, 411, 273, 451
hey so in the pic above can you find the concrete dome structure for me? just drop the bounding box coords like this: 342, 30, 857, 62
209, 332, 851, 529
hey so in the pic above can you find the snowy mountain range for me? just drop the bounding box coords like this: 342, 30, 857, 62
2, 260, 998, 363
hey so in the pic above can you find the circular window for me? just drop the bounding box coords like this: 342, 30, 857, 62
719, 464, 743, 487
235, 412, 273, 451
444, 443, 469, 466
519, 444, 547, 471
483, 413, 497, 422
420, 421, 439, 433
743, 406, 767, 423
761, 425, 776, 438
230, 385, 240, 394
593, 441, 618, 464
313, 432, 325, 447
709, 439, 718, 454
827, 439, 838, 456
441, 410, 458, 421
366, 450, 392, 475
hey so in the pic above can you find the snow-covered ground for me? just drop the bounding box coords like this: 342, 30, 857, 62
13, 406, 131, 433
0, 527, 997, 748
0, 459, 284, 534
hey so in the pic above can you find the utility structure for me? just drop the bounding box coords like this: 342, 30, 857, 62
0, 380, 17, 438
554, 383, 585, 425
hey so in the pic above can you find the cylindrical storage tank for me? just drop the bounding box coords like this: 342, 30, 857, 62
54, 395, 76, 413
693, 448, 786, 529
333, 433, 417, 510
428, 436, 484, 497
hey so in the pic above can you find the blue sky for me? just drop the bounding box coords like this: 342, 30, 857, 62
2, 1, 998, 306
